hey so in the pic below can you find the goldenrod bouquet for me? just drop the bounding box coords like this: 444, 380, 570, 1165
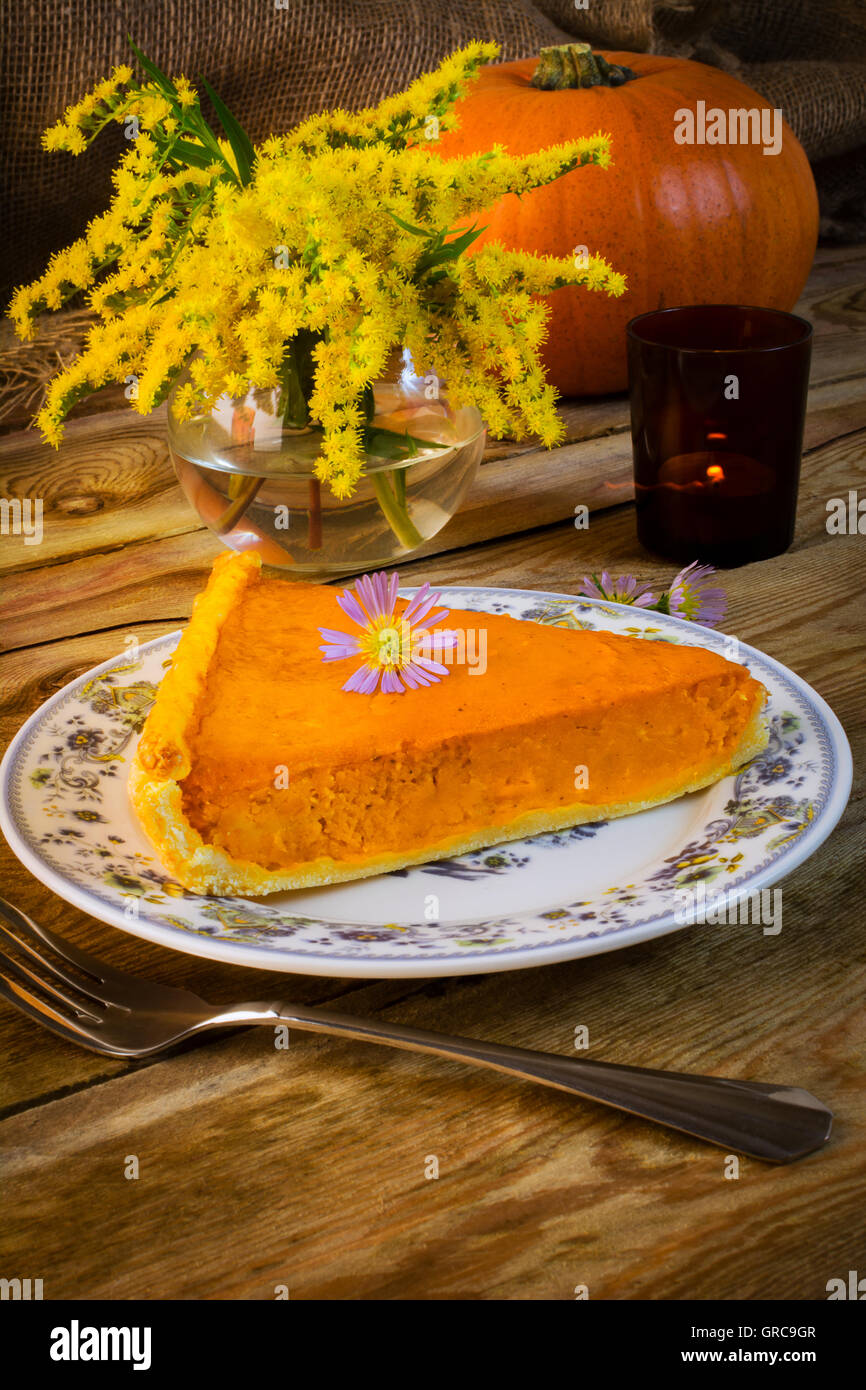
10, 40, 625, 499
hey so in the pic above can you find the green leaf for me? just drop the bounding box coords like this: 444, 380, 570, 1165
364, 426, 448, 460
186, 111, 229, 160
181, 110, 242, 185
415, 221, 486, 276
128, 38, 177, 101
166, 138, 213, 170
388, 209, 487, 277
201, 77, 255, 185
127, 41, 241, 184
386, 210, 429, 239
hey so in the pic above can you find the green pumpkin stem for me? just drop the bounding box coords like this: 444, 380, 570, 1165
531, 43, 636, 90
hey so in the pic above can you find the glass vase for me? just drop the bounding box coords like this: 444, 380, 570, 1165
167, 354, 485, 575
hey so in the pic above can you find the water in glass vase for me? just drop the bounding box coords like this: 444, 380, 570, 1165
168, 365, 486, 574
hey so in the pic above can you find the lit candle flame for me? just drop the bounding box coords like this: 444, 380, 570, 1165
706, 463, 725, 483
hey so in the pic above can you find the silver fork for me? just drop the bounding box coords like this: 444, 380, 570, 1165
0, 896, 832, 1163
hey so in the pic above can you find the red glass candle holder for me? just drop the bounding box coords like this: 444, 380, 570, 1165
627, 305, 812, 567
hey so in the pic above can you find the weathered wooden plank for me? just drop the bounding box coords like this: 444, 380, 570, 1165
0, 530, 225, 653
0, 407, 188, 577
0, 853, 862, 1298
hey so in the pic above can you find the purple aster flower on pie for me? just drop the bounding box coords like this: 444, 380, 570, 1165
667, 561, 728, 628
318, 570, 458, 694
578, 570, 657, 607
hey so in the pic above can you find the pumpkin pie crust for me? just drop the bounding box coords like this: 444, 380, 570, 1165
129, 552, 768, 896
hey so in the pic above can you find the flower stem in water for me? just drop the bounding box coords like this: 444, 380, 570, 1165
215, 473, 266, 534
371, 467, 424, 550
308, 478, 323, 550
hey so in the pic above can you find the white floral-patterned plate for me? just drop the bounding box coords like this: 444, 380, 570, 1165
0, 588, 852, 978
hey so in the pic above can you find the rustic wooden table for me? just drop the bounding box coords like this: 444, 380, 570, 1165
0, 244, 863, 1301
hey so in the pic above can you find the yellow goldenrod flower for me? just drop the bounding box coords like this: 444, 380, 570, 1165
9, 42, 626, 495
174, 76, 196, 108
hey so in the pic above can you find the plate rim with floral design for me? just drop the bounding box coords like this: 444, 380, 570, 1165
0, 586, 853, 978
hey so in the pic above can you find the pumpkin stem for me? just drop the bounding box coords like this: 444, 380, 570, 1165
531, 43, 636, 90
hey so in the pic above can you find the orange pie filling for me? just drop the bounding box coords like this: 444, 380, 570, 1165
130, 553, 768, 895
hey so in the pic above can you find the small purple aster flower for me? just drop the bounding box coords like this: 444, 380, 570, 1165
667, 562, 728, 628
318, 569, 458, 694
578, 570, 657, 607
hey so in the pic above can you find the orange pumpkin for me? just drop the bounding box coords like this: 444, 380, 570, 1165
437, 45, 818, 397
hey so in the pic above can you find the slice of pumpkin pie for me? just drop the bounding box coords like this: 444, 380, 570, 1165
129, 552, 768, 895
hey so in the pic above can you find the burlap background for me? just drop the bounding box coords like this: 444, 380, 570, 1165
3, 0, 865, 302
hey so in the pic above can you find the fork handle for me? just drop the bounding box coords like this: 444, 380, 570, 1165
252, 1002, 832, 1163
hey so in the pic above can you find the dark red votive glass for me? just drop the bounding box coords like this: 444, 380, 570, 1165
627, 305, 812, 567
